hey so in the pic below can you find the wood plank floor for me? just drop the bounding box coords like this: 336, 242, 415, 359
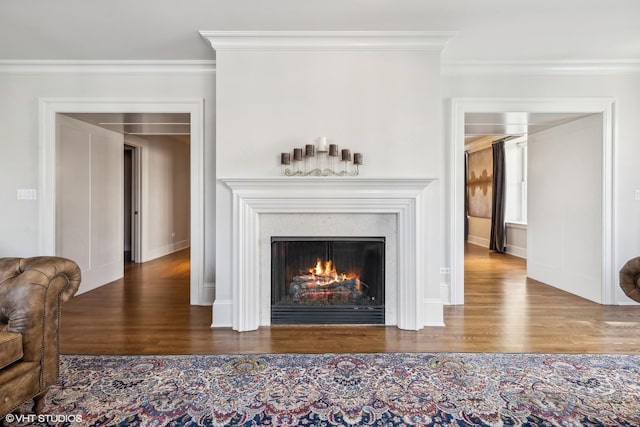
60, 244, 640, 355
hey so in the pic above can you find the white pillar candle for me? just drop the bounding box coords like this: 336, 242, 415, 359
316, 136, 328, 152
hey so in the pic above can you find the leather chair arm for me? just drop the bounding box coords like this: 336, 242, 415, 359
0, 257, 81, 370
620, 256, 640, 303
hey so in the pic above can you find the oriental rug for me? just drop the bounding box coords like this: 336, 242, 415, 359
9, 353, 640, 426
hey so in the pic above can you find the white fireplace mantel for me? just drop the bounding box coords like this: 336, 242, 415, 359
217, 177, 443, 332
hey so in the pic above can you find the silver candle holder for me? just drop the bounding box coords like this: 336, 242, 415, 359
280, 137, 362, 176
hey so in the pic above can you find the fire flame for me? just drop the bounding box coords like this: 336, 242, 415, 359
307, 258, 357, 283
290, 258, 366, 301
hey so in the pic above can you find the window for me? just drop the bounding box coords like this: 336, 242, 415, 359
504, 137, 527, 224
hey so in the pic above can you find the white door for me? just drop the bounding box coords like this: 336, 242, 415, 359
56, 114, 123, 294
527, 114, 603, 303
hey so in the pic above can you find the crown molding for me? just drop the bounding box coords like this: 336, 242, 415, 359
442, 59, 640, 76
200, 31, 455, 52
0, 60, 216, 74
4, 57, 636, 76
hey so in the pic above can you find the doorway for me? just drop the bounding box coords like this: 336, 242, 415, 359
123, 144, 141, 263
54, 112, 191, 291
450, 98, 615, 306
40, 99, 206, 304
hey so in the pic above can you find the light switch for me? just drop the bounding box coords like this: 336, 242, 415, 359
17, 189, 37, 200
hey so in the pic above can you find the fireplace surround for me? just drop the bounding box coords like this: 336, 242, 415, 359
217, 177, 442, 331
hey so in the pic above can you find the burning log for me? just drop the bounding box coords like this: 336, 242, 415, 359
288, 258, 367, 302
289, 275, 365, 300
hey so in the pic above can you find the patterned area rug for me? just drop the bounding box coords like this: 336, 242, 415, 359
8, 353, 640, 426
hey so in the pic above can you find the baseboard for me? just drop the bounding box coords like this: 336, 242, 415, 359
506, 244, 527, 259
143, 240, 190, 263
466, 235, 490, 248
616, 301, 640, 306
76, 262, 123, 295
423, 298, 445, 327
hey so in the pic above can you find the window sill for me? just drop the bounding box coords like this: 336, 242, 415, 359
506, 221, 527, 230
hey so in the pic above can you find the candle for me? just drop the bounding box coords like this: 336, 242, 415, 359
353, 153, 363, 165
293, 148, 303, 161
329, 144, 338, 157
316, 136, 328, 152
280, 152, 291, 165
305, 144, 315, 157
341, 149, 351, 162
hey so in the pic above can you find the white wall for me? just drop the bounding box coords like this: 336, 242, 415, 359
0, 68, 215, 297
467, 216, 491, 247
216, 50, 442, 178
215, 48, 444, 324
126, 135, 191, 261
56, 114, 123, 294
443, 72, 640, 304
528, 114, 602, 302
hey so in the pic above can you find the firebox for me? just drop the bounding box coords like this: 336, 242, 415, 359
271, 237, 385, 324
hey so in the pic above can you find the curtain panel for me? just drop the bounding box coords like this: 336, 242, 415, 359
489, 140, 506, 252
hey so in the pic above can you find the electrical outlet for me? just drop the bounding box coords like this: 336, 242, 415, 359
17, 189, 37, 200
439, 267, 450, 274
635, 189, 640, 201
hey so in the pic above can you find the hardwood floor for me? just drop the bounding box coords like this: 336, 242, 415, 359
60, 244, 640, 355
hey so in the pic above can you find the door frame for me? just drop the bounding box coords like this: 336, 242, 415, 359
449, 97, 615, 305
39, 98, 206, 305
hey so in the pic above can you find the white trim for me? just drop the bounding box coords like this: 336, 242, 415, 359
38, 98, 207, 305
219, 177, 438, 332
4, 58, 637, 75
505, 221, 527, 230
200, 31, 455, 52
506, 245, 527, 259
466, 235, 490, 249
144, 240, 191, 262
0, 60, 216, 74
442, 59, 640, 76
450, 98, 615, 305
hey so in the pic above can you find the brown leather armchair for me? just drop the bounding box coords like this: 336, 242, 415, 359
620, 256, 640, 303
0, 257, 81, 417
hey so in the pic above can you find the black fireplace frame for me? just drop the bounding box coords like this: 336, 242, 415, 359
270, 236, 385, 325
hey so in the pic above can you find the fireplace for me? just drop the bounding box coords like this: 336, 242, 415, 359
217, 177, 442, 331
271, 237, 385, 324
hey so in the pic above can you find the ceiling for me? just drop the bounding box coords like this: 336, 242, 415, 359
63, 111, 592, 146
62, 113, 191, 144
1, 1, 639, 62
464, 112, 593, 144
